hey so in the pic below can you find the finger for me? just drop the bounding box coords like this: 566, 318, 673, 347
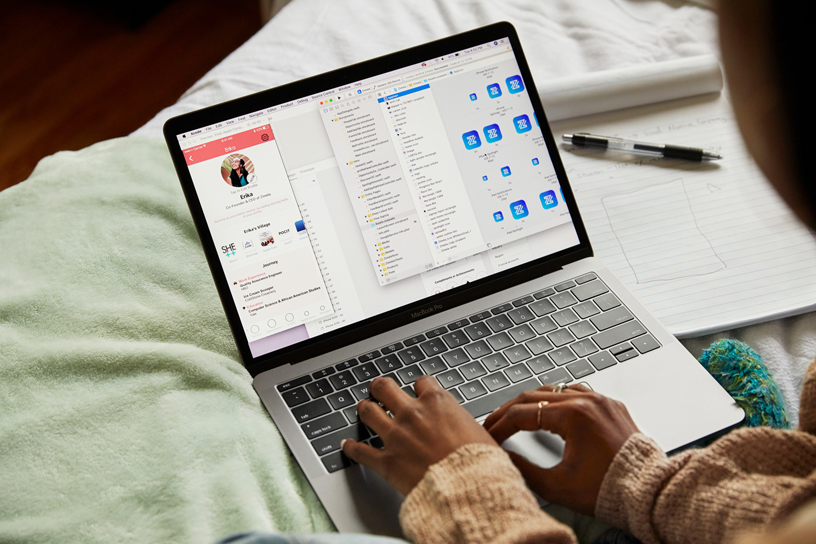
413, 373, 442, 396
506, 450, 566, 504
483, 388, 576, 430
370, 376, 412, 414
356, 399, 394, 436
342, 439, 386, 471
486, 402, 546, 444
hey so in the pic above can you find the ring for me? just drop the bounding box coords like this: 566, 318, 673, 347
537, 401, 548, 428
553, 383, 568, 394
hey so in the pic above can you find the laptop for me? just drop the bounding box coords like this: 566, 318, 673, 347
163, 22, 744, 537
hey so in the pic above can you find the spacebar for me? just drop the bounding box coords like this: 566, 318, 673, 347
463, 378, 541, 419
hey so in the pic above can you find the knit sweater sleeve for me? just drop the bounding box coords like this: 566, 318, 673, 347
595, 429, 816, 544
399, 443, 577, 544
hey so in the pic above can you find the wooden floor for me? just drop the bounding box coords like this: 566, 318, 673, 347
0, 0, 262, 192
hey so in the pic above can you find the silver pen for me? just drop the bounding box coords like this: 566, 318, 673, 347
562, 132, 723, 161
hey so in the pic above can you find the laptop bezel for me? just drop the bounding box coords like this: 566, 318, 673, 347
163, 21, 593, 377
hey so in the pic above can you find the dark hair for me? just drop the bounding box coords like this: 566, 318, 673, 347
770, 4, 816, 214
229, 158, 248, 187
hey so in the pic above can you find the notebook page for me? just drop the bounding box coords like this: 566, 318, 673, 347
551, 93, 816, 337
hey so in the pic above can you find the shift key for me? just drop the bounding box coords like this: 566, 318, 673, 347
311, 423, 370, 456
592, 320, 648, 350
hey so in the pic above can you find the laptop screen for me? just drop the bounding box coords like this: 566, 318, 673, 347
174, 36, 580, 361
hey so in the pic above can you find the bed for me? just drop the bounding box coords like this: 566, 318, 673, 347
2, 1, 814, 543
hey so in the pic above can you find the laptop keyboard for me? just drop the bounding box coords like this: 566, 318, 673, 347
276, 273, 661, 473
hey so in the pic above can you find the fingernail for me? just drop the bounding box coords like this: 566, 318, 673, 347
340, 439, 347, 449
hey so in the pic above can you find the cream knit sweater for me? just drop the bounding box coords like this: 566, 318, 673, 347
398, 359, 816, 544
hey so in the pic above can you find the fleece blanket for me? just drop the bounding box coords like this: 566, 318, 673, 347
0, 137, 333, 543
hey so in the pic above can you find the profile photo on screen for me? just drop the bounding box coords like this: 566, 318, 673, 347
220, 154, 257, 187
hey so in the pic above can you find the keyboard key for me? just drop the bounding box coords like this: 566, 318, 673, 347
530, 299, 557, 316
343, 405, 359, 424
566, 359, 595, 379
575, 273, 597, 284
282, 387, 310, 408
591, 307, 634, 331
572, 280, 609, 301
374, 355, 402, 373
291, 398, 332, 423
449, 388, 465, 404
448, 319, 469, 330
533, 287, 556, 299
427, 326, 448, 338
402, 385, 417, 398
462, 378, 540, 418
350, 381, 373, 401
551, 291, 578, 308
594, 293, 621, 311
610, 342, 633, 356
358, 350, 380, 363
397, 364, 425, 384
302, 412, 348, 439
482, 372, 511, 392
278, 375, 311, 392
512, 296, 535, 307
327, 390, 355, 410
508, 324, 535, 343
569, 321, 597, 339
322, 451, 351, 473
330, 371, 357, 390
352, 363, 380, 381
312, 424, 369, 456
442, 348, 469, 367
420, 356, 447, 375
526, 336, 554, 355
528, 356, 555, 375
555, 280, 576, 292
573, 301, 600, 319
553, 308, 579, 327
381, 342, 403, 354
549, 347, 577, 366
503, 345, 532, 364
547, 329, 576, 347
442, 330, 469, 348
379, 373, 401, 386
335, 359, 358, 371
469, 311, 492, 322
459, 361, 487, 380
464, 340, 492, 359
398, 347, 426, 364
632, 334, 661, 354
588, 351, 617, 371
592, 320, 647, 350
491, 303, 514, 315
460, 381, 488, 400
571, 339, 599, 358
306, 378, 333, 399
507, 307, 535, 324
486, 315, 514, 332
312, 368, 336, 379
505, 363, 533, 383
481, 353, 510, 372
531, 316, 558, 335
404, 334, 426, 347
487, 332, 514, 351
615, 349, 639, 362
464, 322, 492, 340
437, 369, 464, 389
538, 368, 574, 387
420, 338, 448, 356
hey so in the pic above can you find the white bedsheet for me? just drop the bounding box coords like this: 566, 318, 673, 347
134, 0, 816, 425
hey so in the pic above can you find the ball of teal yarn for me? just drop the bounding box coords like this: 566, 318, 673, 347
699, 339, 789, 429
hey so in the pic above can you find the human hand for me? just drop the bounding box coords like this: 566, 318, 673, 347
483, 384, 639, 515
341, 375, 497, 496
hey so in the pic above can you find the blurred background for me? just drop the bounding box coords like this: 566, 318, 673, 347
0, 0, 292, 192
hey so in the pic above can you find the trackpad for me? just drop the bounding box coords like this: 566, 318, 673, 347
502, 429, 565, 469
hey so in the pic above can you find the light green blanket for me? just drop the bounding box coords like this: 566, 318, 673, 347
0, 137, 334, 543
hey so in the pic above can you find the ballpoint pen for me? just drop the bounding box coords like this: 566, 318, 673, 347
562, 132, 723, 161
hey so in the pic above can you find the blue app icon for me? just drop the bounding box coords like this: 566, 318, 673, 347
483, 123, 502, 143
513, 114, 532, 133
493, 211, 504, 222
487, 83, 502, 98
462, 130, 482, 150
532, 158, 539, 166
482, 175, 488, 181
510, 200, 529, 219
295, 220, 306, 232
501, 166, 511, 177
469, 93, 477, 101
534, 113, 539, 126
540, 190, 558, 210
506, 75, 524, 94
